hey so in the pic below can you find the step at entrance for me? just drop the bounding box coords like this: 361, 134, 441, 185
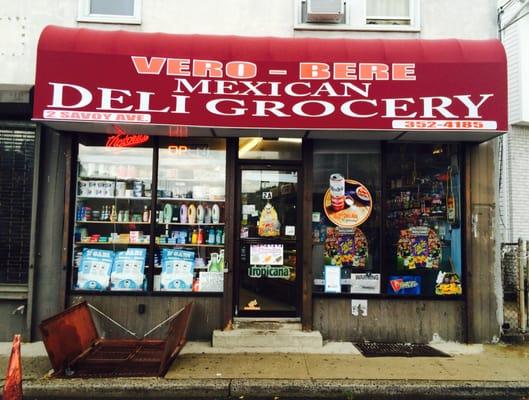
212, 320, 323, 349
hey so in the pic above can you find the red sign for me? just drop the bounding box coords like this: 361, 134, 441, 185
33, 26, 507, 132
105, 126, 149, 147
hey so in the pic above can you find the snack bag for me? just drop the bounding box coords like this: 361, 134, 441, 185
110, 248, 147, 291
77, 248, 114, 291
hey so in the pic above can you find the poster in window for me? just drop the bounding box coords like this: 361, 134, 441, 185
258, 202, 281, 237
324, 227, 368, 268
397, 227, 441, 270
324, 265, 341, 293
323, 174, 372, 228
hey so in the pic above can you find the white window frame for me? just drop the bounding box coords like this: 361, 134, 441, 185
295, 0, 420, 32
77, 0, 142, 25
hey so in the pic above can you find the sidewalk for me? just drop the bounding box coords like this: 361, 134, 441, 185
2, 341, 529, 399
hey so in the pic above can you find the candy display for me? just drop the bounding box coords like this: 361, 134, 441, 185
396, 227, 441, 270
324, 227, 368, 268
435, 272, 463, 295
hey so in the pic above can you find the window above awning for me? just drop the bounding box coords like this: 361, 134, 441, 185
33, 25, 507, 141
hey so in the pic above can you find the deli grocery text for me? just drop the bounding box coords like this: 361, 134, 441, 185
44, 58, 494, 121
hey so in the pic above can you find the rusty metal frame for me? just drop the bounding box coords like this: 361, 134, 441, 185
39, 301, 193, 378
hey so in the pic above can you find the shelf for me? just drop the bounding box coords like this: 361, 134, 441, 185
75, 242, 150, 246
157, 197, 225, 203
77, 196, 151, 200
76, 221, 151, 225
79, 177, 152, 181
156, 243, 224, 248
157, 178, 224, 182
156, 222, 224, 226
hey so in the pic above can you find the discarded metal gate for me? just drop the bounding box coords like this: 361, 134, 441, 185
39, 301, 193, 378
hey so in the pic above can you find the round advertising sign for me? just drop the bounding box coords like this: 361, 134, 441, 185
323, 176, 373, 228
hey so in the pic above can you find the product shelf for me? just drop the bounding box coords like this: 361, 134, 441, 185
156, 222, 224, 226
77, 196, 151, 200
75, 242, 150, 246
75, 221, 151, 225
155, 243, 224, 248
157, 197, 225, 202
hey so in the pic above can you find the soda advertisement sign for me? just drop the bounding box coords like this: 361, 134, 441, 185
34, 26, 507, 132
324, 176, 372, 228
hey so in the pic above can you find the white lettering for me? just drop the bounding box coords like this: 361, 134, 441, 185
420, 96, 457, 118
47, 82, 92, 109
171, 95, 190, 114
206, 99, 247, 116
284, 82, 312, 97
97, 88, 133, 111
174, 79, 210, 94
136, 91, 170, 113
382, 98, 417, 118
454, 94, 493, 118
341, 99, 378, 118
252, 100, 290, 117
292, 100, 334, 117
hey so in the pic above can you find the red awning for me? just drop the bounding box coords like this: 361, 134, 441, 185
33, 25, 507, 139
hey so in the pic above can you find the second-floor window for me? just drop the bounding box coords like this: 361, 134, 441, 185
297, 0, 419, 31
78, 0, 142, 24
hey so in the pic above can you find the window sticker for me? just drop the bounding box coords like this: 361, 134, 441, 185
387, 275, 421, 295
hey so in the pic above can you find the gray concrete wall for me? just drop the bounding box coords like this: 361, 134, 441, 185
0, 300, 28, 341
31, 129, 69, 339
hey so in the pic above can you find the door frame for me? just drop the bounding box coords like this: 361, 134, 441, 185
233, 161, 304, 318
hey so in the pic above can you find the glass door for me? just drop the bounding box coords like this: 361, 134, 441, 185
236, 167, 301, 317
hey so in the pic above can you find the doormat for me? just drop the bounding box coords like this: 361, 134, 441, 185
354, 342, 451, 357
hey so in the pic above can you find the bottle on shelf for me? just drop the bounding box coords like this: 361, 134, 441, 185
218, 249, 225, 271
191, 228, 198, 244
110, 205, 117, 222
208, 228, 215, 244
142, 205, 150, 223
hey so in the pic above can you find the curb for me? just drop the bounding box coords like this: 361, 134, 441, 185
23, 378, 230, 399
21, 378, 529, 399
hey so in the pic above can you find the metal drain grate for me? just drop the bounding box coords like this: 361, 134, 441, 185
354, 342, 451, 357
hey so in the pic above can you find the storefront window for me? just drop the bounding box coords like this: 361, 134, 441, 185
156, 138, 226, 293
71, 134, 226, 294
312, 141, 381, 294
73, 135, 153, 292
384, 143, 462, 297
312, 141, 463, 299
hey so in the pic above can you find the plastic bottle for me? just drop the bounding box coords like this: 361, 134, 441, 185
143, 205, 150, 222
110, 205, 117, 222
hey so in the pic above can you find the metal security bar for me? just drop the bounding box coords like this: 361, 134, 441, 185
501, 239, 528, 333
0, 129, 36, 283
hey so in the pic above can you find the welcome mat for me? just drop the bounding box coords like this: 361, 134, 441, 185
354, 342, 451, 357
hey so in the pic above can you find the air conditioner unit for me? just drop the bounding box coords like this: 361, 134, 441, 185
306, 0, 344, 23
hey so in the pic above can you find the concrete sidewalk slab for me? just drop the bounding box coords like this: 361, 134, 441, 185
166, 353, 311, 379
3, 341, 529, 399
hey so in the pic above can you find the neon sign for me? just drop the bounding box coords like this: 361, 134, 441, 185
106, 126, 149, 147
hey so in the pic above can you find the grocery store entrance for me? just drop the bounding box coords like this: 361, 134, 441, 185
234, 165, 302, 317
